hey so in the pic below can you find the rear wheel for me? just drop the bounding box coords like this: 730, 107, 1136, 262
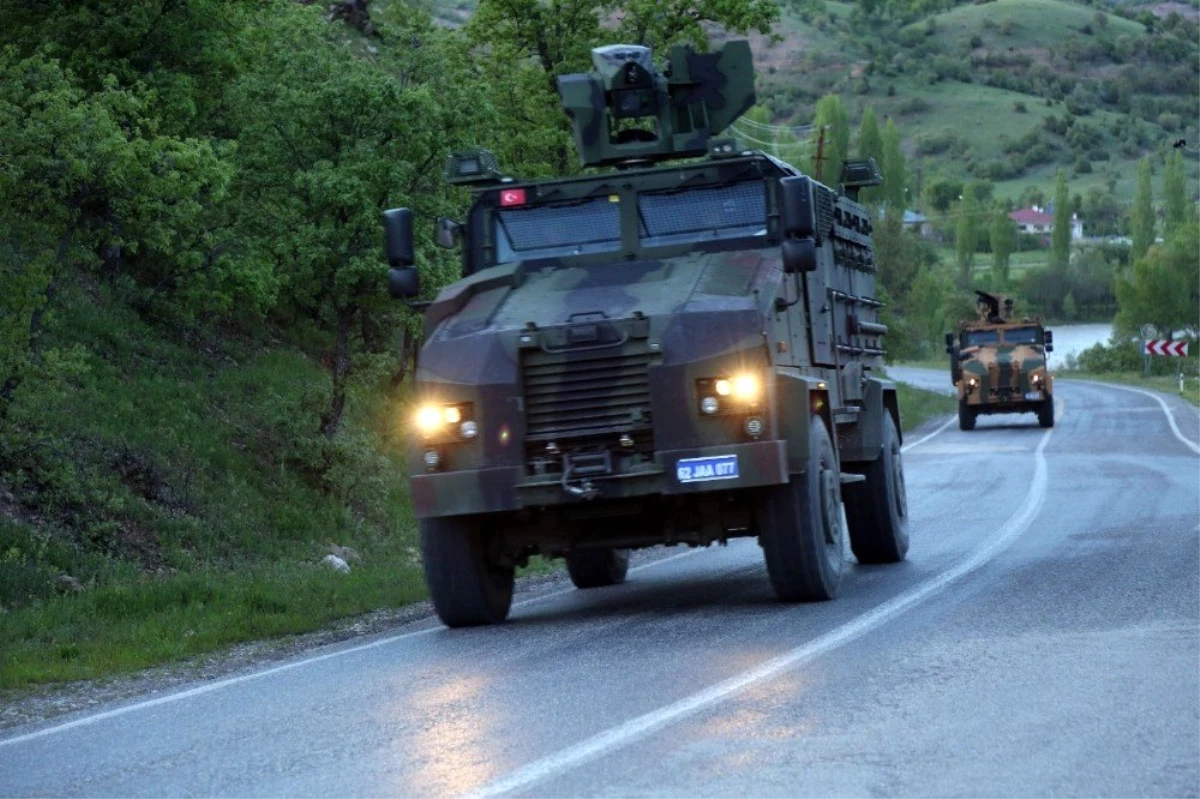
958, 399, 977, 431
844, 413, 910, 564
420, 515, 514, 628
757, 416, 844, 601
1037, 393, 1055, 428
565, 548, 630, 589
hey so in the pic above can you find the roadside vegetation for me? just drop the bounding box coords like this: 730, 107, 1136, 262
0, 0, 1196, 691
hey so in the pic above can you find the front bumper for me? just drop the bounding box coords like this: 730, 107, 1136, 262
410, 439, 788, 518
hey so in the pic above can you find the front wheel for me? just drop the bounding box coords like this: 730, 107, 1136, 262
1037, 394, 1055, 428
844, 413, 910, 564
756, 416, 844, 602
958, 399, 977, 431
420, 515, 514, 628
565, 548, 630, 589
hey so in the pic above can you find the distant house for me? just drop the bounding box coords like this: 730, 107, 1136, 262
902, 209, 932, 238
1009, 206, 1084, 241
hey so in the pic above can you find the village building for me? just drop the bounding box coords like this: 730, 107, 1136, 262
1009, 206, 1084, 240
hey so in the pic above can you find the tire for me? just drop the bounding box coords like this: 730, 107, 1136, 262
420, 515, 514, 628
757, 416, 844, 602
958, 399, 976, 431
565, 548, 630, 589
1037, 394, 1055, 428
844, 413, 910, 564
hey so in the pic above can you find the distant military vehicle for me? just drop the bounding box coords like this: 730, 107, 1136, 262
383, 41, 910, 627
946, 291, 1055, 431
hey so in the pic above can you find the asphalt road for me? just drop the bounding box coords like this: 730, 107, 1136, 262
2, 376, 1197, 798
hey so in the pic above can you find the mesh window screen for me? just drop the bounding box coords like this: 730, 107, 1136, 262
498, 198, 620, 252
639, 182, 766, 239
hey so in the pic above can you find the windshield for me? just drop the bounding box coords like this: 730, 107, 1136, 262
1004, 326, 1042, 345
963, 330, 1002, 347
494, 197, 621, 262
638, 182, 767, 247
489, 180, 767, 266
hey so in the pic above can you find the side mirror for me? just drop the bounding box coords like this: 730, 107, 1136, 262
944, 332, 954, 353
383, 208, 414, 267
388, 266, 420, 300
779, 176, 817, 240
781, 237, 818, 274
435, 217, 463, 249
1043, 329, 1053, 345
1045, 344, 1054, 352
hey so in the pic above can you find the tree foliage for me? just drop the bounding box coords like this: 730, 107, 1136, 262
1130, 156, 1155, 261
1116, 220, 1200, 338
1050, 169, 1071, 272
809, 94, 849, 184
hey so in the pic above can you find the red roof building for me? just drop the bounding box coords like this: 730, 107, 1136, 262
1009, 206, 1083, 240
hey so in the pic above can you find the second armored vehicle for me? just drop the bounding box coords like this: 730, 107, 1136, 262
385, 41, 910, 626
946, 291, 1055, 431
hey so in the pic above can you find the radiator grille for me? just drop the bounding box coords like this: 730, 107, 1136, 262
522, 348, 654, 442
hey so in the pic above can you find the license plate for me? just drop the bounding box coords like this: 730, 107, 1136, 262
1024, 391, 1042, 401
675, 455, 739, 483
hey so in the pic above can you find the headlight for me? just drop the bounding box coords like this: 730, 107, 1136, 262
966, 377, 979, 391
696, 373, 761, 415
414, 403, 476, 439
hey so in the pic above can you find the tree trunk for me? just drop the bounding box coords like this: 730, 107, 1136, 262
319, 310, 354, 438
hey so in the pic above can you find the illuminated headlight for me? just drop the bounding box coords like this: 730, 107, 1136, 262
966, 378, 979, 391
423, 449, 440, 468
744, 416, 765, 438
700, 396, 720, 415
1031, 373, 1044, 384
698, 373, 761, 413
414, 403, 475, 439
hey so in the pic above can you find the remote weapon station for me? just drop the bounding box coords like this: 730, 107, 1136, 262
384, 41, 910, 627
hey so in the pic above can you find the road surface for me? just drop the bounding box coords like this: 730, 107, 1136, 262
1, 377, 1197, 798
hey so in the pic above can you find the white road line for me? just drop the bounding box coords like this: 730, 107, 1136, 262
468, 424, 1055, 799
1073, 380, 1200, 455
901, 414, 957, 453
0, 548, 705, 749
0, 421, 960, 751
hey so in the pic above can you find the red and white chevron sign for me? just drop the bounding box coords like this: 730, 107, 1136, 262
1144, 339, 1189, 356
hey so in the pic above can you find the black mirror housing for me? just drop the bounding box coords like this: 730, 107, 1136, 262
781, 237, 818, 274
1045, 344, 1054, 352
1043, 329, 1053, 345
388, 266, 420, 300
383, 208, 414, 267
779, 176, 817, 240
435, 217, 462, 249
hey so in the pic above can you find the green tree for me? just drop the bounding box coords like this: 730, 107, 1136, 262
856, 106, 883, 204
0, 50, 233, 422
990, 208, 1015, 284
1131, 156, 1155, 261
880, 119, 907, 211
231, 7, 493, 436
1116, 220, 1200, 338
954, 194, 980, 285
1051, 169, 1071, 272
809, 94, 849, 184
1163, 149, 1189, 235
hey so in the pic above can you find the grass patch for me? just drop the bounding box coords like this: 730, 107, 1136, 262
1059, 372, 1200, 407
0, 560, 427, 689
895, 382, 958, 432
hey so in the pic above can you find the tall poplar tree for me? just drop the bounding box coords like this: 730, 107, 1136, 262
990, 208, 1014, 285
809, 94, 849, 184
1050, 169, 1071, 273
1131, 157, 1155, 261
881, 118, 907, 211
1163, 149, 1188, 235
856, 106, 883, 204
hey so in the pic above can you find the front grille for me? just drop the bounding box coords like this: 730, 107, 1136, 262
522, 348, 653, 443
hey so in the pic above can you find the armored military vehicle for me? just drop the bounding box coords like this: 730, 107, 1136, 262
945, 291, 1055, 431
383, 41, 909, 627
